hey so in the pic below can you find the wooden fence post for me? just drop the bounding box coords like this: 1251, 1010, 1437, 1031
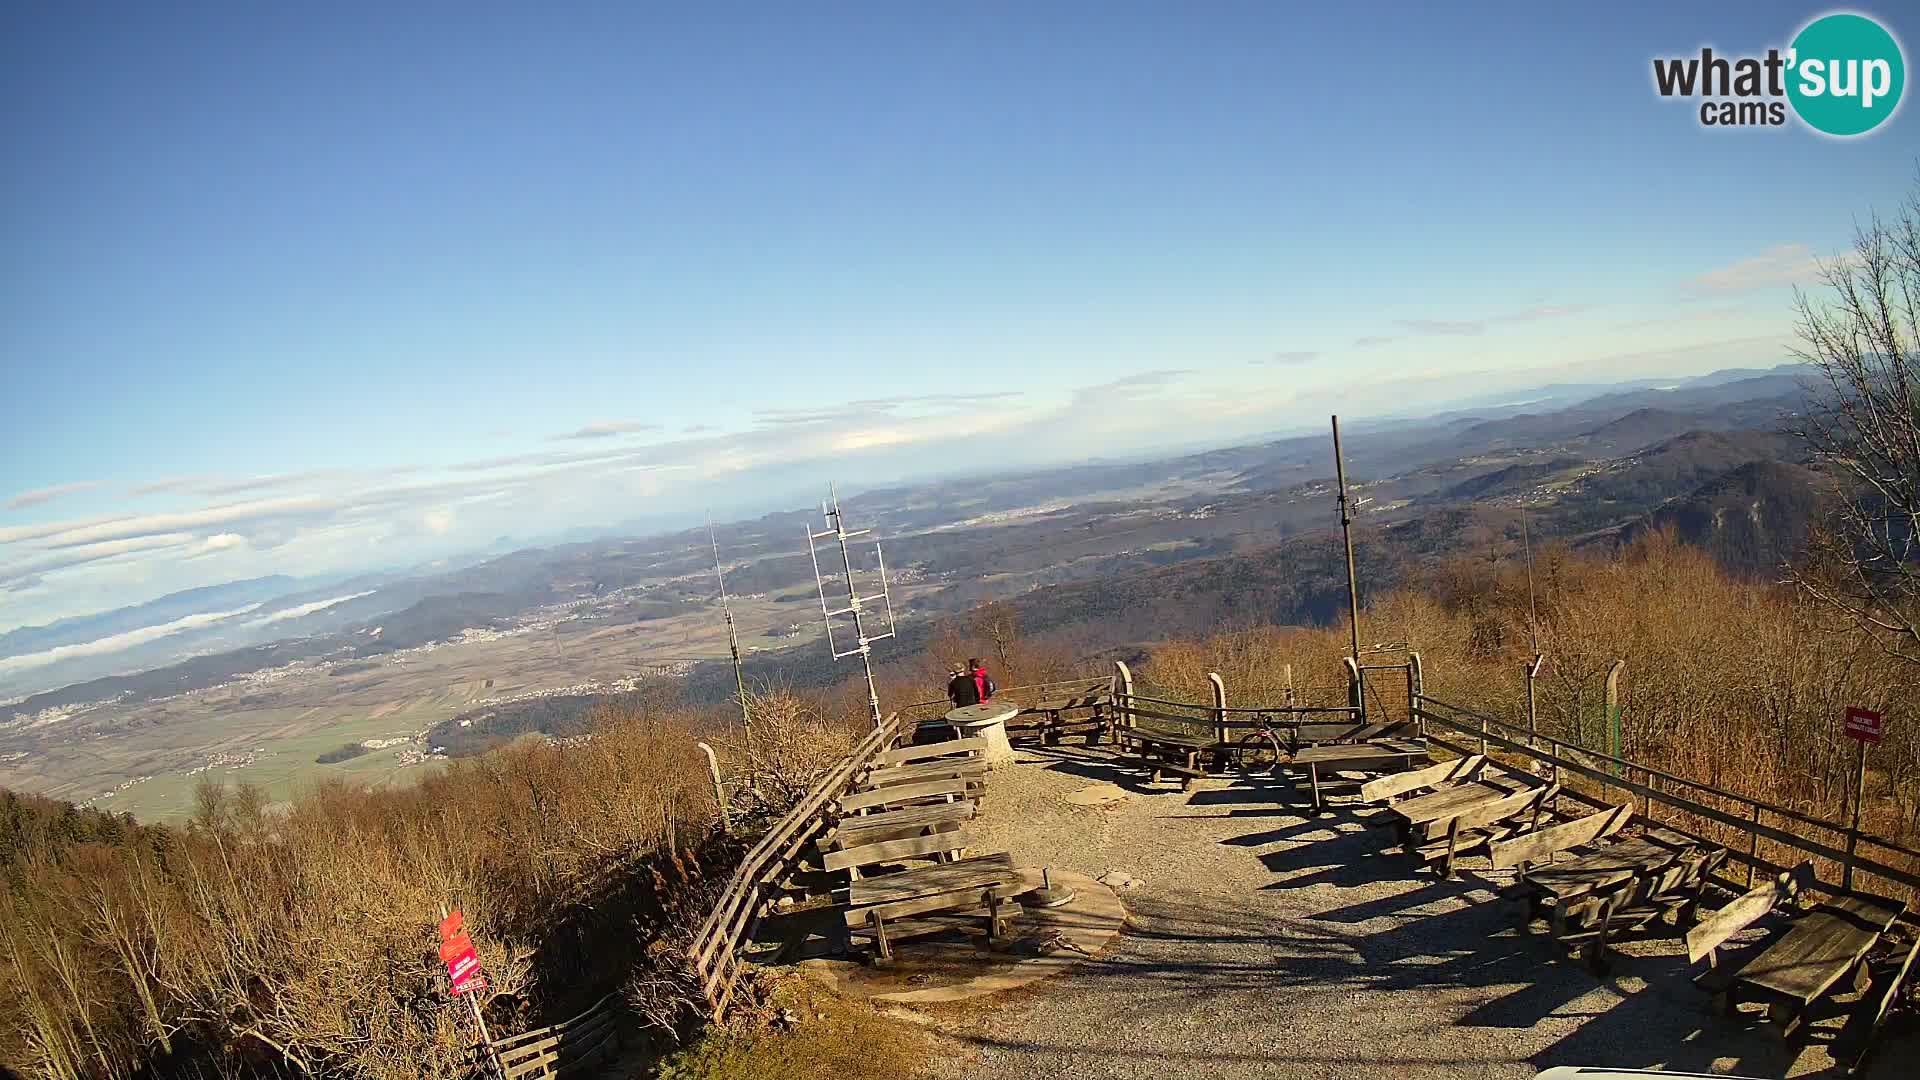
1604, 659, 1625, 774
696, 741, 730, 833
1284, 663, 1296, 708
1747, 804, 1762, 888
1845, 737, 1867, 892
1405, 652, 1423, 727
1113, 661, 1135, 735
1208, 672, 1227, 749
1525, 653, 1545, 748
1343, 657, 1362, 721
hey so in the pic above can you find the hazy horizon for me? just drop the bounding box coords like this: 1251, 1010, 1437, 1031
5, 2, 1910, 630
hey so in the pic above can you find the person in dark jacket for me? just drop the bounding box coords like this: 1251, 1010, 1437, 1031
968, 658, 996, 703
946, 664, 979, 708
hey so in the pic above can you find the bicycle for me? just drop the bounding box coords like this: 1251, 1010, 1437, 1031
1231, 712, 1295, 774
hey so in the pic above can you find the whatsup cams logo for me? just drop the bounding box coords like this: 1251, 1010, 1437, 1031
1652, 11, 1905, 136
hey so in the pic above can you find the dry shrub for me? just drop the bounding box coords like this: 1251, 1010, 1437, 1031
0, 706, 728, 1080
1141, 530, 1920, 833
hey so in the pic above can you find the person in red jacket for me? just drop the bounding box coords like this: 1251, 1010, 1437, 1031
968, 658, 996, 703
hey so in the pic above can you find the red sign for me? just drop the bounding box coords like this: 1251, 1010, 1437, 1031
1844, 706, 1884, 744
438, 911, 487, 996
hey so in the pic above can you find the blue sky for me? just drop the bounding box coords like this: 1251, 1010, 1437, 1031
2, 1, 1915, 631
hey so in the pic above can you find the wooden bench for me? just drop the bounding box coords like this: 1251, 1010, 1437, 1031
819, 800, 976, 852
1283, 738, 1431, 810
1493, 806, 1722, 972
1573, 846, 1726, 974
875, 736, 989, 767
1010, 688, 1113, 746
1405, 780, 1557, 879
1286, 718, 1412, 752
1724, 894, 1904, 1041
837, 776, 974, 816
1117, 726, 1215, 790
1833, 927, 1920, 1074
1688, 860, 1816, 1002
831, 827, 1021, 962
859, 756, 989, 790
1360, 753, 1486, 806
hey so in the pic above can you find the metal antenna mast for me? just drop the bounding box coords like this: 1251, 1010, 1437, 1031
708, 518, 752, 733
806, 484, 897, 728
1331, 416, 1363, 663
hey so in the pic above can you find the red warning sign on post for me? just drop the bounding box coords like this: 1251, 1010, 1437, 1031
1844, 706, 1884, 744
437, 910, 487, 996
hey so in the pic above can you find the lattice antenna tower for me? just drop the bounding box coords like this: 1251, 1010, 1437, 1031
708, 518, 752, 733
805, 484, 897, 728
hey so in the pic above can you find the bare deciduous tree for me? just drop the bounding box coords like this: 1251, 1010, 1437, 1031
1791, 178, 1920, 667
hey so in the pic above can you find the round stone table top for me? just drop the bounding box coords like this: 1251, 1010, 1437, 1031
945, 700, 1020, 725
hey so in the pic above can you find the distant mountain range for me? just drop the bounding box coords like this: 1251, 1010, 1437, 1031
0, 361, 1817, 706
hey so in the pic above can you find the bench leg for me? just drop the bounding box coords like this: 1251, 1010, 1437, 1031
1768, 999, 1806, 1043
1309, 763, 1323, 811
870, 910, 892, 966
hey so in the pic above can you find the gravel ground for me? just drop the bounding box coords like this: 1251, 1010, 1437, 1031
909, 743, 1913, 1080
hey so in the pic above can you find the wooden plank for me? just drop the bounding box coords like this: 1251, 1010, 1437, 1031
1737, 896, 1901, 1006
845, 881, 1015, 928
1290, 722, 1367, 737
1120, 713, 1215, 734
847, 851, 1015, 906
1687, 861, 1816, 963
860, 758, 989, 789
1522, 837, 1676, 902
821, 802, 975, 850
877, 737, 989, 766
1360, 754, 1484, 803
1120, 727, 1214, 749
503, 1050, 558, 1080
1289, 740, 1428, 768
1389, 777, 1522, 828
1416, 782, 1552, 842
1489, 804, 1634, 870
1834, 932, 1920, 1072
824, 829, 970, 873
838, 777, 970, 814
1414, 707, 1920, 894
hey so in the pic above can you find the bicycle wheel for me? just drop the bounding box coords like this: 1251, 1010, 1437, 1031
1234, 731, 1284, 774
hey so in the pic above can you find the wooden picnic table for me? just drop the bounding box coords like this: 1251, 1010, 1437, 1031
1522, 837, 1679, 905
1383, 776, 1526, 835
1285, 738, 1429, 810
1731, 895, 1903, 1039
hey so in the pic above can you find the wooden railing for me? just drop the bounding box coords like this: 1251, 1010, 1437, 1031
1412, 694, 1920, 900
493, 993, 620, 1080
686, 709, 913, 1020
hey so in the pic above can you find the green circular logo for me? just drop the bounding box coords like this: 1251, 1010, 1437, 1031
1787, 13, 1905, 136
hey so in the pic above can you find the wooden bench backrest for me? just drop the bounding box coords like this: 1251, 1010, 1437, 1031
1686, 860, 1816, 963
1488, 804, 1634, 870
1361, 754, 1485, 803
838, 777, 970, 814
878, 737, 988, 767
824, 827, 972, 874
1449, 781, 1557, 835
1293, 722, 1367, 744
819, 801, 975, 852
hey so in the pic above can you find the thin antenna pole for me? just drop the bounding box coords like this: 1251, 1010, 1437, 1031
1331, 416, 1362, 663
807, 484, 894, 729
1520, 506, 1540, 654
709, 518, 752, 733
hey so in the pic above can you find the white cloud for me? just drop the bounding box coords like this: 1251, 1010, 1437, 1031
423, 508, 456, 535
1689, 244, 1852, 293
550, 420, 661, 441
6, 481, 103, 511
0, 603, 263, 676
251, 591, 375, 626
